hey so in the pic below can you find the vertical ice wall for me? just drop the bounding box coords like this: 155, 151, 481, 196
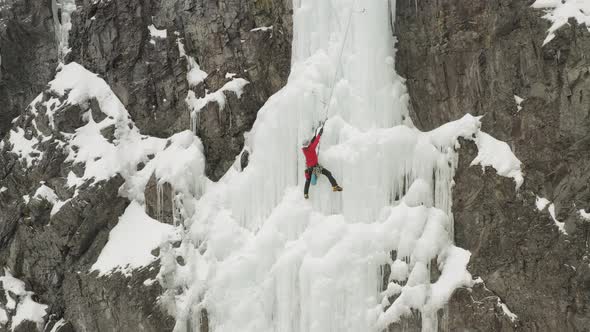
151, 0, 523, 331
51, 0, 76, 62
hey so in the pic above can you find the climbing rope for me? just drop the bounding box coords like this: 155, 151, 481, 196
317, 6, 364, 157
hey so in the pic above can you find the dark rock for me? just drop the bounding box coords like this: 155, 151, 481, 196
13, 320, 41, 332
0, 0, 58, 138
151, 247, 160, 258
240, 149, 250, 171
63, 264, 174, 332
176, 256, 185, 266
53, 104, 85, 134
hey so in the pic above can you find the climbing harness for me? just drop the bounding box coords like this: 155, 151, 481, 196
310, 165, 324, 186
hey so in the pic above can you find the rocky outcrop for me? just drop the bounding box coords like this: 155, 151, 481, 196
68, 0, 292, 179
0, 0, 58, 138
395, 1, 590, 330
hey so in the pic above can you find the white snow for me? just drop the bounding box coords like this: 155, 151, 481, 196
7, 128, 42, 167
471, 132, 524, 189
532, 0, 590, 45
548, 203, 567, 234
579, 209, 590, 221
33, 184, 69, 217
122, 130, 206, 204
514, 95, 524, 112
34, 184, 59, 204
225, 72, 237, 79
186, 78, 250, 114
536, 196, 550, 211
186, 77, 250, 132
148, 24, 167, 40
91, 201, 174, 276
0, 187, 7, 194
0, 269, 48, 331
497, 299, 518, 322
177, 38, 208, 87
250, 26, 273, 32
0, 308, 6, 326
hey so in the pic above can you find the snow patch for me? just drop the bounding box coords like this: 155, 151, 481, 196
497, 299, 518, 322
471, 132, 524, 189
579, 209, 590, 221
148, 24, 167, 40
514, 95, 524, 112
7, 128, 42, 167
91, 201, 174, 276
532, 0, 590, 45
250, 25, 273, 32
0, 269, 48, 331
536, 196, 550, 211
34, 184, 59, 204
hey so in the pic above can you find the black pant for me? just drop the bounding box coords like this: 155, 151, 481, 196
304, 167, 338, 195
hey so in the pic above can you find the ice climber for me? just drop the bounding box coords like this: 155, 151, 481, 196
301, 125, 342, 199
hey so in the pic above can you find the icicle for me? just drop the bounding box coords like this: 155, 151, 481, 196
156, 181, 163, 222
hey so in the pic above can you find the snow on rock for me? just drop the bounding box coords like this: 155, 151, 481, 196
122, 130, 206, 203
536, 196, 551, 211
532, 0, 590, 45
148, 24, 167, 42
33, 184, 69, 217
186, 77, 249, 132
579, 209, 590, 221
33, 184, 59, 204
91, 201, 174, 276
250, 26, 273, 32
514, 95, 524, 112
548, 203, 567, 234
471, 132, 524, 189
186, 78, 249, 113
177, 38, 208, 86
497, 299, 518, 322
0, 308, 6, 326
7, 128, 42, 167
42, 62, 167, 191
0, 269, 48, 331
0, 187, 6, 194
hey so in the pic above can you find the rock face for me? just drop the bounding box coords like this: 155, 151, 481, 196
68, 0, 292, 179
2, 0, 588, 331
395, 1, 590, 330
0, 0, 58, 138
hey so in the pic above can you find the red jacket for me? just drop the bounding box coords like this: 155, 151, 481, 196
302, 134, 321, 178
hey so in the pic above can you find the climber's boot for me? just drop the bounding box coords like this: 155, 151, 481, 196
304, 194, 309, 199
332, 185, 343, 192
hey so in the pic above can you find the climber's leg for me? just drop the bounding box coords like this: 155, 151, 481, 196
321, 168, 342, 191
304, 169, 312, 198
